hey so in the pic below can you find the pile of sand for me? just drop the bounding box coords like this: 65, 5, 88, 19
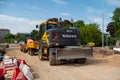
107, 54, 120, 66
93, 47, 114, 58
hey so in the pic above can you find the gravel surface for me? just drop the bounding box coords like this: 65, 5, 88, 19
4, 44, 120, 80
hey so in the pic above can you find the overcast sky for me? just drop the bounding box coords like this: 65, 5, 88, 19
0, 0, 120, 34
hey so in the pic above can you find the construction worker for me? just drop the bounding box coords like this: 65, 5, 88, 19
19, 44, 23, 51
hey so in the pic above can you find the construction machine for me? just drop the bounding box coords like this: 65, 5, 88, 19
37, 18, 93, 65
87, 42, 95, 47
26, 38, 39, 55
19, 37, 40, 55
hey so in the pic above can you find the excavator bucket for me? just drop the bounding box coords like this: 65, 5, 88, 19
56, 46, 93, 60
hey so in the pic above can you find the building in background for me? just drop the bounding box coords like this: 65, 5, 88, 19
0, 28, 10, 42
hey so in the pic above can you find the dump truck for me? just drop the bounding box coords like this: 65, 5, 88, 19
19, 37, 40, 55
37, 18, 93, 65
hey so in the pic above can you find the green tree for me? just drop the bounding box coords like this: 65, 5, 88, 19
115, 30, 120, 40
106, 8, 120, 46
74, 20, 85, 28
112, 8, 120, 24
61, 20, 71, 28
80, 23, 102, 46
30, 30, 38, 40
62, 19, 85, 28
106, 22, 116, 37
5, 33, 15, 43
112, 8, 120, 37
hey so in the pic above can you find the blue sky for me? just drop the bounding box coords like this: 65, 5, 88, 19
0, 0, 120, 34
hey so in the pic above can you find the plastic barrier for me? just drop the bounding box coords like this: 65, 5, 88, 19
0, 57, 33, 80
19, 62, 33, 80
0, 68, 4, 80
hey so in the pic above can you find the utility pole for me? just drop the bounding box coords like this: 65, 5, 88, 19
102, 0, 104, 47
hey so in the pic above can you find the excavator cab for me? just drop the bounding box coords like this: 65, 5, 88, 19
38, 22, 57, 38
47, 23, 57, 30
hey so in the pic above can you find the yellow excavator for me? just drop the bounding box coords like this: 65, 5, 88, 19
36, 18, 93, 65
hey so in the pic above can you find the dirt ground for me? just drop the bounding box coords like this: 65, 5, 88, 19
4, 44, 120, 80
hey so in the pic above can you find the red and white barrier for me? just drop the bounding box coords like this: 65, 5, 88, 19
0, 56, 33, 80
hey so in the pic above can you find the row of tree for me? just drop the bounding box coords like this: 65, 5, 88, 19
4, 21, 102, 46
2, 30, 38, 43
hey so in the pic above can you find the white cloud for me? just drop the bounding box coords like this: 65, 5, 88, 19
87, 7, 113, 21
30, 6, 40, 10
107, 0, 120, 6
87, 7, 94, 13
9, 2, 16, 7
26, 5, 42, 11
87, 7, 102, 14
88, 16, 110, 32
107, 13, 113, 17
0, 15, 39, 34
0, 1, 5, 4
60, 12, 70, 16
88, 16, 102, 24
52, 0, 68, 5
0, 1, 16, 7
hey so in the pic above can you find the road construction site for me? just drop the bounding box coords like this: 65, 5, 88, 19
3, 44, 120, 80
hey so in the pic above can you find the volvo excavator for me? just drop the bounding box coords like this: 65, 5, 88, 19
37, 18, 93, 65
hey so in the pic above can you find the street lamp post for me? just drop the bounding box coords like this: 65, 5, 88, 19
102, 0, 104, 47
